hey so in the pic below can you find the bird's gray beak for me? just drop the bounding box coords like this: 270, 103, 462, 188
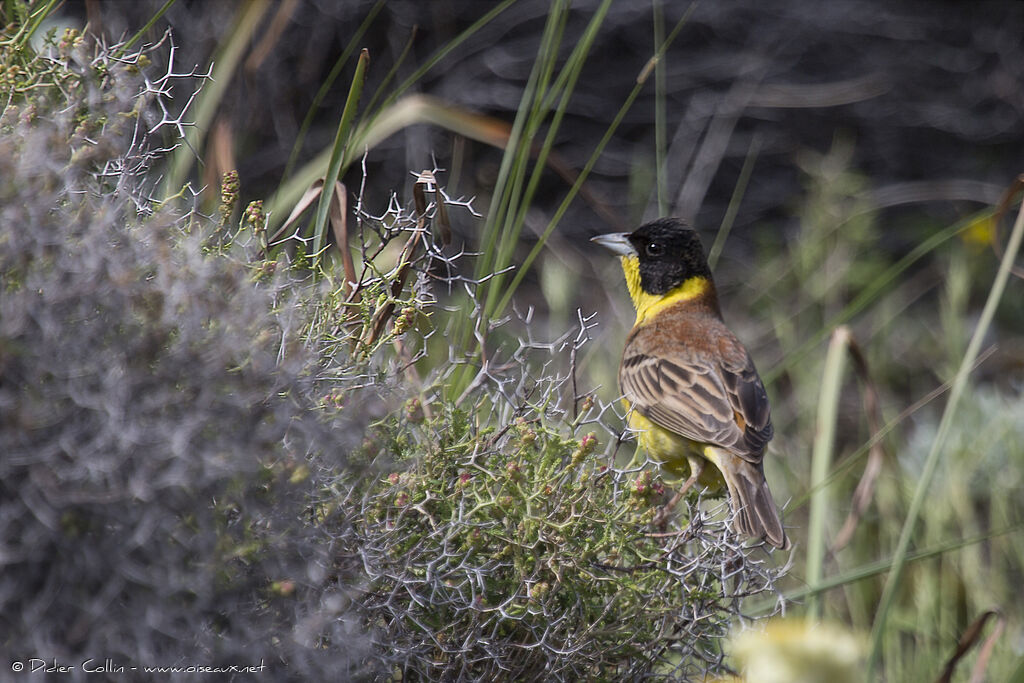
590, 232, 635, 257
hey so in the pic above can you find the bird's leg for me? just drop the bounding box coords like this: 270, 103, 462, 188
653, 456, 705, 527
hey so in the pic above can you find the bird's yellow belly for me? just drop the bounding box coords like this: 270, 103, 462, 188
627, 409, 726, 491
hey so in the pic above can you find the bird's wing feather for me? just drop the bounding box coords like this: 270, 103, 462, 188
718, 335, 773, 454
621, 340, 772, 461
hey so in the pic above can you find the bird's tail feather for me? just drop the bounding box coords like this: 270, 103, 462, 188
715, 452, 789, 550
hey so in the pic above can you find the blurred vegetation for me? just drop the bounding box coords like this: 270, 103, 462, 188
3, 0, 1024, 681
0, 30, 364, 678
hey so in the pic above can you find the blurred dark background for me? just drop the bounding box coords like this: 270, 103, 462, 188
66, 0, 1023, 238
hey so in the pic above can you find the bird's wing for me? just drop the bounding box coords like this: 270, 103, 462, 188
717, 334, 773, 454
620, 339, 772, 461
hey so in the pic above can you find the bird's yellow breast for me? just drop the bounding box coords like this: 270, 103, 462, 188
620, 255, 710, 324
626, 406, 726, 490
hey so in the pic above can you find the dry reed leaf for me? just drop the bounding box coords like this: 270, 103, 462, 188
361, 174, 433, 349
935, 609, 1003, 683
968, 612, 1005, 683
269, 179, 324, 246
327, 181, 356, 295
203, 117, 237, 204
830, 335, 887, 553
245, 0, 300, 74
265, 179, 351, 290
992, 173, 1024, 279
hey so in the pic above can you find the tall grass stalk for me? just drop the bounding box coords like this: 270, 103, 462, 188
805, 325, 850, 619
309, 48, 368, 259
446, 0, 577, 395
652, 0, 667, 217
490, 2, 696, 319
492, 75, 641, 318
479, 0, 614, 322
866, 196, 1024, 674
281, 0, 385, 183
774, 522, 1024, 608
708, 134, 760, 270
470, 1, 567, 289
789, 345, 997, 512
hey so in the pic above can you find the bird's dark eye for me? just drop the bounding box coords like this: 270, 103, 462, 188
645, 242, 664, 257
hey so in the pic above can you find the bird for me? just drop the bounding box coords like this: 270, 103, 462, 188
592, 217, 789, 549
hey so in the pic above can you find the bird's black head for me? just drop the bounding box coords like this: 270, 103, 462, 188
627, 218, 712, 295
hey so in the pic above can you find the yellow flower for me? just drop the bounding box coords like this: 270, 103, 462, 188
728, 619, 864, 683
962, 215, 995, 248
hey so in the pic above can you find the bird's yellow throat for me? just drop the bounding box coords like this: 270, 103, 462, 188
620, 255, 710, 324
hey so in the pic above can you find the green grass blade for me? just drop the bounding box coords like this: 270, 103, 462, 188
745, 523, 1022, 618
474, 0, 567, 283
866, 197, 1024, 675
486, 2, 571, 282
1009, 655, 1024, 683
310, 48, 369, 260
493, 74, 642, 318
805, 326, 849, 619
448, 0, 581, 397
120, 0, 178, 52
446, 0, 568, 372
708, 134, 760, 270
281, 0, 384, 183
788, 523, 1023, 607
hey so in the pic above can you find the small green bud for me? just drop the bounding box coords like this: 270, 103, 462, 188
530, 581, 551, 602
243, 199, 265, 232
506, 461, 523, 481
580, 432, 598, 453
393, 306, 417, 335
404, 397, 424, 423
632, 471, 654, 497
219, 170, 239, 224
